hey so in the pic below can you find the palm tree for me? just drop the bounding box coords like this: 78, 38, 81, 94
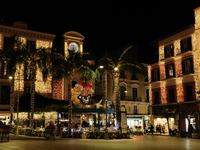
64, 49, 96, 135
21, 46, 67, 130
1, 37, 67, 130
98, 44, 146, 129
0, 36, 25, 123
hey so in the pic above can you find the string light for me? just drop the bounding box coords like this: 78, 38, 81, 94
53, 79, 63, 100
159, 62, 166, 80
159, 45, 164, 60
0, 34, 2, 49
160, 81, 167, 104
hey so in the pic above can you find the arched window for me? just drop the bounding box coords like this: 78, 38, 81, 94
120, 86, 126, 100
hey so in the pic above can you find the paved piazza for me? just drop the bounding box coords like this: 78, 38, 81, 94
1, 135, 200, 150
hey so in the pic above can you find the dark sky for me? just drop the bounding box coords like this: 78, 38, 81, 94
1, 0, 200, 64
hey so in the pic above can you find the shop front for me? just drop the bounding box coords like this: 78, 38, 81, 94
154, 117, 176, 133
126, 115, 150, 131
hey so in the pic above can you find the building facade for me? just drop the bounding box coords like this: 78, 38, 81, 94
148, 7, 200, 132
0, 21, 55, 124
118, 67, 150, 130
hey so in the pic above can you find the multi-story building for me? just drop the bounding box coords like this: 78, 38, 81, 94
0, 21, 55, 123
117, 66, 150, 130
148, 7, 200, 132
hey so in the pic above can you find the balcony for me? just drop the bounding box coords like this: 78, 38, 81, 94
121, 96, 142, 102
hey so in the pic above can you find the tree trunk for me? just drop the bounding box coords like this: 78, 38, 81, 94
113, 71, 120, 129
30, 68, 36, 130
101, 71, 106, 105
9, 68, 15, 123
68, 73, 73, 135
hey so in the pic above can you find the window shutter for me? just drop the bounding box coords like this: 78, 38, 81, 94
171, 44, 174, 56
181, 40, 184, 53
166, 66, 169, 78
182, 61, 185, 75
164, 47, 167, 58
190, 59, 194, 73
187, 37, 192, 51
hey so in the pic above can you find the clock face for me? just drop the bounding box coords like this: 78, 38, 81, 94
69, 43, 78, 53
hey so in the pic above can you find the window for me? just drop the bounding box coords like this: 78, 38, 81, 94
27, 40, 36, 50
166, 64, 175, 78
132, 88, 137, 101
181, 37, 192, 53
185, 86, 193, 101
154, 91, 160, 104
168, 88, 176, 103
24, 63, 31, 80
0, 85, 10, 104
147, 105, 150, 114
134, 105, 137, 114
120, 70, 125, 78
164, 44, 174, 58
151, 69, 160, 82
0, 60, 10, 78
182, 59, 194, 75
146, 89, 149, 102
3, 37, 13, 52
131, 73, 138, 80
25, 87, 30, 95
120, 86, 126, 100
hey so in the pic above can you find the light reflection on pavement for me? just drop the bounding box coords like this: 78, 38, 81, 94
1, 134, 200, 150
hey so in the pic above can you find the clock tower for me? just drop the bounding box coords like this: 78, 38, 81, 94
63, 31, 85, 57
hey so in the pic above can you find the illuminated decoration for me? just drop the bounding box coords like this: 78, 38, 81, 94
72, 81, 102, 107
35, 40, 53, 94
148, 65, 151, 82
53, 79, 64, 100
0, 34, 2, 49
149, 84, 152, 105
13, 111, 57, 120
176, 77, 184, 103
14, 64, 24, 91
159, 62, 166, 80
36, 40, 52, 49
19, 37, 26, 45
159, 46, 164, 60
35, 68, 52, 94
160, 81, 167, 104
194, 7, 200, 30
174, 39, 181, 56
194, 7, 200, 101
80, 44, 83, 54
64, 42, 68, 57
175, 58, 182, 77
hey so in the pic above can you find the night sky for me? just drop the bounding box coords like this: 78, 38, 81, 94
1, 0, 200, 64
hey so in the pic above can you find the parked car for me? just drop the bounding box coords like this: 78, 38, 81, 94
132, 126, 143, 135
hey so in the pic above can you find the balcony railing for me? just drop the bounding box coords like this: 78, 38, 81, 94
121, 96, 142, 102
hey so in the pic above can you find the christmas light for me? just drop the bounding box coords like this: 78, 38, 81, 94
159, 46, 164, 60
53, 79, 63, 100
159, 62, 166, 80
160, 81, 167, 104
174, 39, 181, 56
0, 34, 2, 49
